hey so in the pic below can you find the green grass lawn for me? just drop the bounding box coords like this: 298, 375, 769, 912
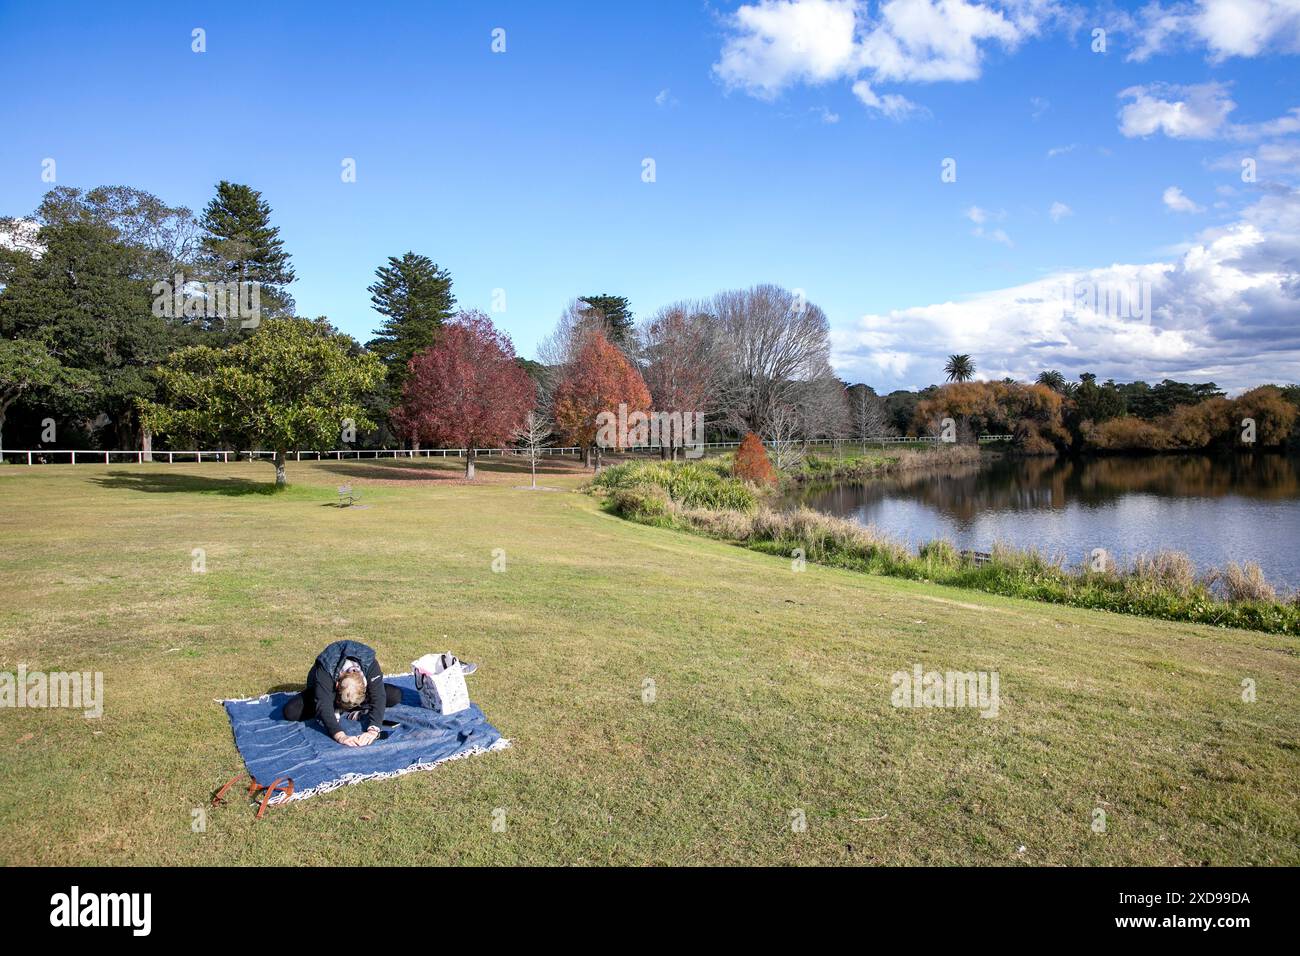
1, 455, 1296, 865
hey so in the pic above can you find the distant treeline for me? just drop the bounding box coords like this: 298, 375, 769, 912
847, 374, 1299, 454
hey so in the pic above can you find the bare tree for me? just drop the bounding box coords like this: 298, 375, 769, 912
848, 384, 892, 446
638, 300, 728, 459
712, 284, 836, 436
764, 404, 806, 471
512, 410, 552, 488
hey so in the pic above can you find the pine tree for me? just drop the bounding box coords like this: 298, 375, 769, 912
198, 181, 296, 318
578, 294, 634, 348
365, 252, 456, 389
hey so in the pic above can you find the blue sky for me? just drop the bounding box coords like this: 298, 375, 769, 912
2, 0, 1298, 392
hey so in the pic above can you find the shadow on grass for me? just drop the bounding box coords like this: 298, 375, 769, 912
92, 471, 281, 496
314, 456, 585, 482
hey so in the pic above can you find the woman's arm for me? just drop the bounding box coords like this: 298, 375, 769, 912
311, 665, 347, 741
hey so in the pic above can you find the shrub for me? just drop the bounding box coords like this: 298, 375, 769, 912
918, 539, 959, 568
733, 432, 777, 485
1130, 550, 1198, 597
593, 460, 757, 511
1217, 562, 1278, 603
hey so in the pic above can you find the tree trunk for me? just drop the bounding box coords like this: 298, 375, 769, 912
531, 458, 537, 488
273, 448, 287, 487
465, 450, 476, 480
582, 445, 592, 468
141, 425, 153, 463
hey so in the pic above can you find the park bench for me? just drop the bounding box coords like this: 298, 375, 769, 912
960, 549, 992, 566
337, 484, 362, 507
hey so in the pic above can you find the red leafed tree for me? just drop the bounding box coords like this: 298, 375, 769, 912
553, 329, 651, 468
394, 310, 535, 479
733, 432, 776, 485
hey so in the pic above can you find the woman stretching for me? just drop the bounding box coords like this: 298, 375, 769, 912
283, 639, 401, 747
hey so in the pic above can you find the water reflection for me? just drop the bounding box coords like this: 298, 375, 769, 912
787, 453, 1300, 587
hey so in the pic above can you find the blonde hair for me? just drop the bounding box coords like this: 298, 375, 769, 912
336, 672, 366, 708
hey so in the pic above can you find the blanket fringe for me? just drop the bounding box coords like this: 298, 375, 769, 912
268, 737, 512, 805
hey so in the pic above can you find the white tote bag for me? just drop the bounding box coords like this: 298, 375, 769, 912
411, 652, 470, 715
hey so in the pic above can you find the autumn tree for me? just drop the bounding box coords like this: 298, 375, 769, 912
552, 329, 651, 469
733, 431, 776, 484
393, 310, 535, 479
914, 381, 1069, 454
143, 317, 383, 486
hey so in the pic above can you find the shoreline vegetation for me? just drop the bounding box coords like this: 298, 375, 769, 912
591, 450, 1300, 636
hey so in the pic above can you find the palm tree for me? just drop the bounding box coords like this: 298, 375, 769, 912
943, 354, 975, 383
1036, 369, 1067, 392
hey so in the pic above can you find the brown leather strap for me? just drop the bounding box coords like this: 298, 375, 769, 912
212, 771, 246, 806
255, 777, 294, 818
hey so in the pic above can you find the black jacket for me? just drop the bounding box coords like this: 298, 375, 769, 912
306, 641, 387, 738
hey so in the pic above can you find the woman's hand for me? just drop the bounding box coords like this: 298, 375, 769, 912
355, 728, 380, 747
333, 731, 361, 747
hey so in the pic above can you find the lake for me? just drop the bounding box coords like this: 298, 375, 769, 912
786, 453, 1300, 589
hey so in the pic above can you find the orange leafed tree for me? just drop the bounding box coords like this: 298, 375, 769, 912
552, 330, 651, 467
732, 432, 777, 485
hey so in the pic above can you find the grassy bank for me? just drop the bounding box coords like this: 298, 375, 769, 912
790, 444, 983, 482
1, 457, 1297, 864
594, 459, 1300, 635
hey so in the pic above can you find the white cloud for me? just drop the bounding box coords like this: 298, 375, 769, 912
1126, 0, 1300, 63
1046, 143, 1077, 157
713, 0, 861, 99
1163, 186, 1204, 213
654, 88, 678, 108
1117, 81, 1235, 139
851, 79, 921, 118
812, 105, 842, 122
1049, 201, 1072, 221
831, 187, 1300, 392
714, 0, 1052, 116
1030, 95, 1049, 119
1118, 83, 1300, 142
966, 205, 1013, 244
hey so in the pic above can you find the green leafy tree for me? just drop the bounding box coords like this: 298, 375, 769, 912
0, 217, 175, 446
365, 252, 455, 392
0, 339, 92, 455
142, 318, 384, 486
943, 354, 976, 382
198, 181, 296, 319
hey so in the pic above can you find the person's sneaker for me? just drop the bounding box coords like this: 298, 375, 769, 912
460, 661, 478, 675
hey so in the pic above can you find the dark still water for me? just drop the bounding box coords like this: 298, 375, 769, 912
786, 453, 1300, 589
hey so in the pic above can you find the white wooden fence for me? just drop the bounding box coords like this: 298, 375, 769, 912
0, 435, 1014, 467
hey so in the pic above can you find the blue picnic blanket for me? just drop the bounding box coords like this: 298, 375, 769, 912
222, 675, 508, 804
